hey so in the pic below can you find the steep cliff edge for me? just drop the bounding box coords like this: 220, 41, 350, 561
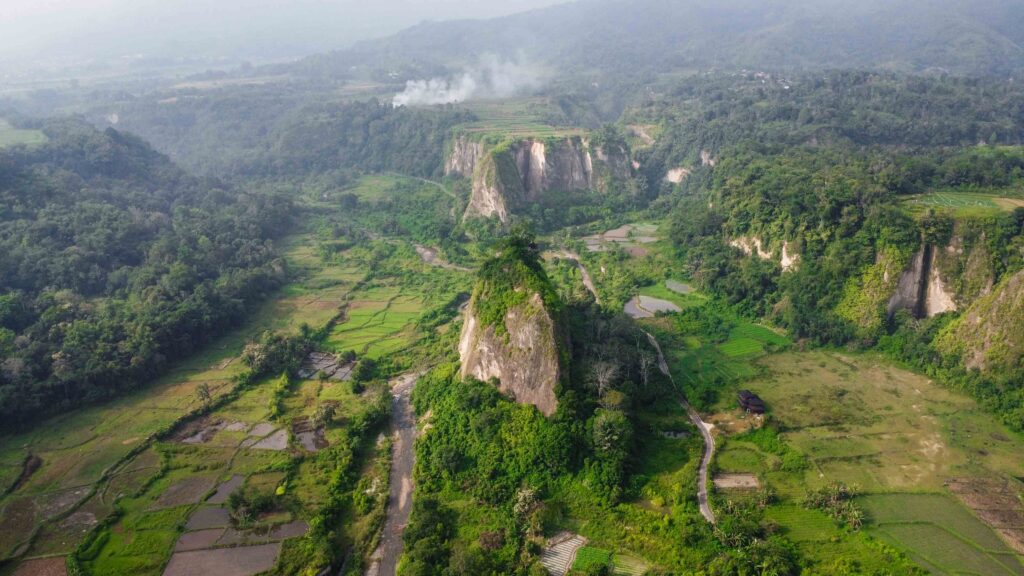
448, 135, 631, 223
936, 269, 1024, 371
458, 236, 566, 415
886, 245, 958, 318
838, 229, 995, 336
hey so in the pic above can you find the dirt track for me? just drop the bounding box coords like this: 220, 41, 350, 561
645, 331, 716, 524
366, 372, 420, 576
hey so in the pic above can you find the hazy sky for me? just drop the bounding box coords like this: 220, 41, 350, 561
0, 0, 569, 67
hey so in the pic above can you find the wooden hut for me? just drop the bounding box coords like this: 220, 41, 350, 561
737, 390, 766, 414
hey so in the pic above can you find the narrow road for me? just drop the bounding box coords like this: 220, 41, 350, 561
644, 331, 716, 524
366, 372, 420, 576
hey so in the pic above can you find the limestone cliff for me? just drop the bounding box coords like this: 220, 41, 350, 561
839, 227, 996, 335
886, 246, 957, 318
887, 226, 995, 319
457, 239, 565, 416
936, 269, 1024, 371
448, 135, 631, 223
729, 236, 800, 272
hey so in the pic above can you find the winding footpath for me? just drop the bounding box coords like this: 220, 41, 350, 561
644, 332, 716, 524
366, 372, 420, 576
556, 249, 716, 525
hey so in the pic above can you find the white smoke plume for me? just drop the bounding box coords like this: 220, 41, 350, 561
393, 54, 545, 107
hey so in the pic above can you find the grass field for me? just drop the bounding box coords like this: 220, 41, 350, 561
764, 505, 841, 542
744, 352, 1024, 492
572, 546, 613, 572
905, 190, 1024, 216
729, 352, 1024, 574
0, 119, 47, 148
453, 98, 584, 138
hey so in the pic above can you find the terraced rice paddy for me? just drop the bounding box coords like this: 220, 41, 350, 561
584, 223, 660, 254
750, 352, 1024, 492
327, 288, 423, 359
764, 505, 841, 542
540, 533, 587, 576
0, 224, 365, 570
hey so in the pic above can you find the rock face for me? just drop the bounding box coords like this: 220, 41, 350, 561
457, 241, 565, 416
887, 246, 959, 319
937, 269, 1024, 371
448, 135, 631, 223
730, 236, 800, 272
664, 167, 691, 184
459, 293, 561, 416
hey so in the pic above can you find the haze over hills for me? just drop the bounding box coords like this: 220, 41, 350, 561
289, 0, 1024, 81
4, 1, 1024, 575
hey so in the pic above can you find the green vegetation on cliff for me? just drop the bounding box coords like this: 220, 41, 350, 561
472, 230, 562, 334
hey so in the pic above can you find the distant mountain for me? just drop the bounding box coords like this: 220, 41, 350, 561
286, 0, 1024, 80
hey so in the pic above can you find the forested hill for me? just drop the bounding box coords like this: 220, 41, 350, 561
0, 120, 294, 430
288, 0, 1024, 80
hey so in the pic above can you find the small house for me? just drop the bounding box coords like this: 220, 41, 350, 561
738, 390, 766, 414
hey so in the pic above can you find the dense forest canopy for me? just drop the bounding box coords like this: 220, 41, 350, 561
0, 119, 294, 429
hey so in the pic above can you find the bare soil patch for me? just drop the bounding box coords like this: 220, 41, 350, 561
174, 528, 225, 551
247, 423, 276, 438
175, 417, 226, 445
251, 429, 288, 451
295, 429, 327, 452
298, 352, 354, 380
11, 557, 67, 576
185, 507, 231, 530
216, 520, 307, 547
207, 475, 245, 505
713, 473, 760, 490
223, 421, 249, 432
36, 486, 90, 520
154, 476, 216, 508
162, 542, 280, 576
947, 477, 1024, 554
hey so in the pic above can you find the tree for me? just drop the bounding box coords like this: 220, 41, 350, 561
196, 382, 212, 407
638, 350, 654, 388
312, 403, 336, 429
590, 361, 619, 397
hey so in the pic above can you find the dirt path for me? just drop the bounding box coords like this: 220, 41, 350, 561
414, 245, 471, 272
550, 250, 600, 304
644, 331, 716, 524
366, 372, 420, 576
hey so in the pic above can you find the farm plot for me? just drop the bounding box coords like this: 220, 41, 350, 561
327, 288, 424, 360
162, 543, 280, 576
572, 546, 613, 573
905, 190, 1024, 216
746, 352, 1024, 492
764, 505, 841, 542
861, 494, 1018, 555
454, 98, 584, 138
